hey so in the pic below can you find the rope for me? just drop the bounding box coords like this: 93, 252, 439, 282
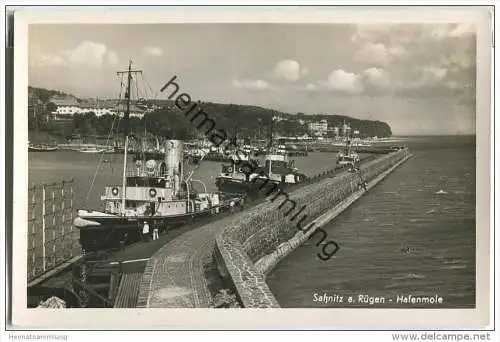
185, 149, 209, 181
84, 116, 119, 205
134, 75, 140, 105
84, 65, 157, 205
140, 73, 157, 100
83, 75, 125, 205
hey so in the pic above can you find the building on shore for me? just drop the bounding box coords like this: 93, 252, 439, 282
48, 96, 148, 120
308, 119, 328, 137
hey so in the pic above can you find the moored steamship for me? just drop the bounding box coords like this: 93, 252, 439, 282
336, 122, 361, 167
215, 117, 307, 198
73, 61, 242, 253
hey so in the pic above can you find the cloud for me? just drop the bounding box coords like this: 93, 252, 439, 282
424, 67, 448, 81
304, 63, 462, 98
351, 23, 475, 46
405, 66, 449, 91
449, 24, 476, 38
445, 81, 460, 90
308, 69, 363, 95
440, 52, 475, 71
272, 59, 307, 82
431, 23, 475, 40
388, 45, 408, 59
232, 79, 272, 91
32, 40, 119, 68
362, 67, 392, 90
105, 50, 120, 65
353, 42, 409, 67
354, 43, 390, 66
305, 83, 317, 91
346, 23, 475, 100
306, 68, 392, 96
141, 46, 164, 57
350, 25, 393, 43
34, 53, 65, 66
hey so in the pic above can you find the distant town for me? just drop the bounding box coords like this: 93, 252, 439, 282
28, 86, 393, 145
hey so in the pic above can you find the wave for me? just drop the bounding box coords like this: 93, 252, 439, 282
445, 265, 467, 270
443, 259, 467, 265
426, 209, 436, 214
393, 273, 426, 280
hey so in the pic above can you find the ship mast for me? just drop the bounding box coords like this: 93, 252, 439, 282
343, 120, 351, 156
268, 115, 274, 151
117, 60, 142, 215
267, 115, 275, 176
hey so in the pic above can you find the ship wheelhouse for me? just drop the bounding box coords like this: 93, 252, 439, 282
336, 124, 361, 167
100, 140, 219, 218
218, 152, 261, 180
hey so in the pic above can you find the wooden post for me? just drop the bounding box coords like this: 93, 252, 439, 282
42, 183, 46, 272
70, 181, 74, 257
61, 182, 65, 255
30, 185, 36, 278
52, 188, 56, 267
108, 272, 118, 301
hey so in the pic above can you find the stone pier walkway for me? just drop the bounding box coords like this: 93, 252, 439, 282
135, 155, 380, 308
136, 210, 247, 308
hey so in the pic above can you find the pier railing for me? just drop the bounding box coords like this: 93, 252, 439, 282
27, 179, 79, 282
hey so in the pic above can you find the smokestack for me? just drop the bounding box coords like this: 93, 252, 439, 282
165, 140, 184, 177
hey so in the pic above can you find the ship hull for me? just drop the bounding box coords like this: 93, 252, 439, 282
215, 176, 304, 199
28, 146, 58, 152
77, 149, 106, 154
215, 178, 261, 197
75, 207, 229, 254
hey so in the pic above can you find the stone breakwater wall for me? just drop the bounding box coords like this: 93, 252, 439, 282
214, 148, 412, 308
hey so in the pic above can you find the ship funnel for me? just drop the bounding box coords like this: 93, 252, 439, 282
165, 140, 184, 179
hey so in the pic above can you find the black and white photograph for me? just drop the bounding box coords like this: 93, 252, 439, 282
7, 5, 493, 331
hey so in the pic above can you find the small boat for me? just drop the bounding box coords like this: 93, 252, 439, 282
73, 145, 114, 153
76, 147, 107, 153
28, 103, 58, 152
435, 189, 448, 195
28, 143, 58, 152
351, 140, 372, 147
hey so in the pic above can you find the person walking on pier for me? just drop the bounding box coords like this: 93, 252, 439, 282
142, 221, 150, 242
120, 233, 128, 251
152, 222, 159, 241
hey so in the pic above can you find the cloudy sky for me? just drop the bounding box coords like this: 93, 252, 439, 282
29, 23, 476, 135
